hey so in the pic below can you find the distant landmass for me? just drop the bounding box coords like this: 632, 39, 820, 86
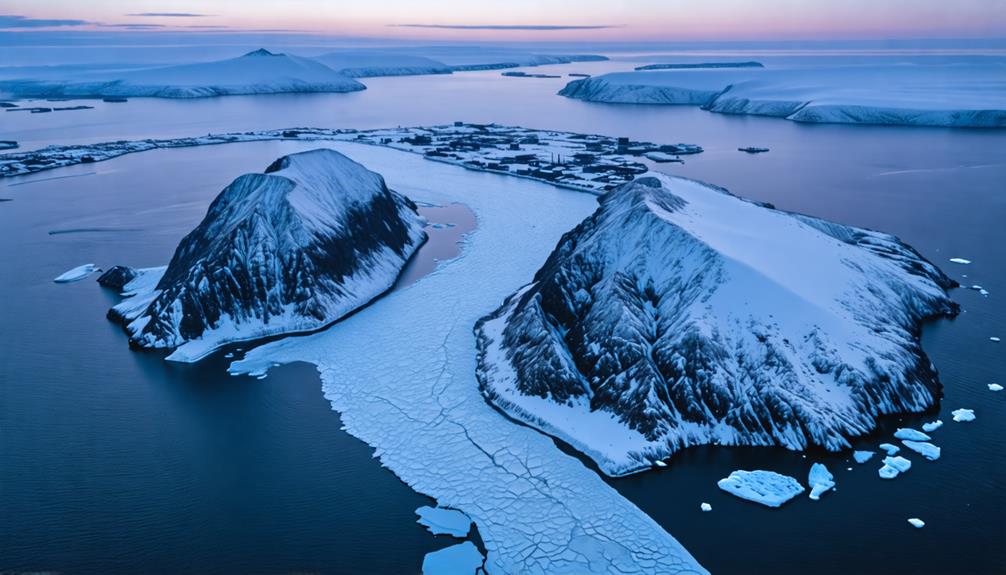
635, 61, 764, 70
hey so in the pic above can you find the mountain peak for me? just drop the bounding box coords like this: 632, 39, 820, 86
243, 48, 279, 57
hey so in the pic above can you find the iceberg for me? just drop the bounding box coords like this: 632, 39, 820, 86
894, 428, 931, 442
991, 337, 1001, 343
879, 456, 912, 479
952, 408, 976, 422
853, 451, 875, 464
808, 463, 836, 501
949, 258, 972, 265
700, 503, 712, 512
228, 144, 705, 574
53, 263, 97, 283
717, 470, 805, 507
475, 174, 957, 476
559, 63, 1006, 128
908, 518, 926, 529
901, 440, 941, 461
989, 383, 1003, 392
416, 506, 473, 538
879, 443, 900, 456
422, 541, 484, 575
921, 420, 943, 433
105, 149, 426, 362
0, 49, 365, 99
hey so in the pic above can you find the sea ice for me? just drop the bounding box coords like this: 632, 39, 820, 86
879, 443, 900, 455
894, 428, 931, 442
227, 144, 705, 574
700, 503, 712, 512
853, 451, 875, 464
421, 541, 484, 575
908, 518, 926, 529
952, 408, 976, 422
416, 506, 472, 538
949, 258, 972, 264
717, 470, 805, 507
901, 440, 941, 461
921, 420, 943, 433
989, 383, 1003, 392
808, 463, 836, 501
53, 263, 97, 283
991, 337, 1001, 343
878, 456, 912, 479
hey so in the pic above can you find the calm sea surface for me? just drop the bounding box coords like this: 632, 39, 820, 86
1, 57, 1004, 574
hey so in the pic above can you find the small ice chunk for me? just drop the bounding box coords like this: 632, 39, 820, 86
653, 460, 667, 468
991, 337, 1001, 342
54, 263, 97, 283
415, 505, 473, 538
717, 470, 805, 507
921, 420, 943, 433
808, 463, 835, 500
901, 440, 941, 461
894, 428, 931, 442
421, 541, 484, 575
949, 258, 971, 264
853, 450, 875, 464
879, 456, 912, 479
952, 408, 976, 422
879, 443, 900, 455
700, 502, 712, 512
988, 383, 1003, 392
908, 518, 926, 529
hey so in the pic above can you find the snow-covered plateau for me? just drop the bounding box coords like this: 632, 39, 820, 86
105, 148, 426, 362
559, 63, 1006, 128
476, 174, 958, 476
0, 49, 365, 99
228, 144, 706, 575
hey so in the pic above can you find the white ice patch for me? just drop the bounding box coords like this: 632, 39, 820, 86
989, 383, 1003, 392
416, 506, 472, 538
422, 541, 485, 575
878, 456, 912, 479
53, 263, 97, 283
949, 258, 972, 265
908, 518, 926, 529
717, 470, 805, 508
700, 503, 712, 512
879, 443, 900, 456
853, 450, 875, 464
952, 408, 976, 422
894, 428, 931, 442
808, 463, 836, 501
921, 420, 943, 433
901, 440, 941, 461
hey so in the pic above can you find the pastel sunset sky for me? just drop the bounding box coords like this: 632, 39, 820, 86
2, 0, 1004, 41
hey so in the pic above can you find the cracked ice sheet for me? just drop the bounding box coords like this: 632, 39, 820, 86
229, 143, 706, 575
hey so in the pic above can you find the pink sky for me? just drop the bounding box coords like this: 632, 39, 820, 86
2, 0, 1004, 41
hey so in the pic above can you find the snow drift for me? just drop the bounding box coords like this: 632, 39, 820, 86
106, 148, 425, 361
476, 175, 958, 476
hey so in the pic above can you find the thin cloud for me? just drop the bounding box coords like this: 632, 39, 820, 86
391, 24, 618, 31
127, 13, 212, 18
0, 14, 89, 28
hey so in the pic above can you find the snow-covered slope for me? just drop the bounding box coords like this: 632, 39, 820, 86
559, 63, 1006, 128
407, 47, 606, 71
476, 175, 958, 476
108, 148, 425, 362
313, 50, 452, 77
0, 49, 365, 99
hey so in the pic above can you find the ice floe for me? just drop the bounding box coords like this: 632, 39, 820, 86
922, 420, 943, 433
53, 263, 97, 283
421, 541, 484, 575
894, 428, 931, 442
717, 470, 805, 508
952, 408, 976, 422
879, 456, 912, 479
853, 451, 875, 464
808, 464, 836, 501
908, 518, 926, 529
991, 337, 1001, 343
949, 258, 972, 265
879, 443, 901, 455
700, 503, 712, 512
989, 383, 1003, 392
416, 506, 472, 538
901, 440, 941, 461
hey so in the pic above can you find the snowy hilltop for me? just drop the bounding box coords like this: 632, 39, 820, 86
559, 63, 1006, 128
313, 50, 453, 77
476, 175, 958, 476
0, 49, 365, 99
106, 149, 425, 362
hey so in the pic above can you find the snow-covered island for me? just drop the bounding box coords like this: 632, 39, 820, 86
475, 174, 959, 476
559, 62, 1006, 128
0, 49, 366, 99
103, 149, 426, 362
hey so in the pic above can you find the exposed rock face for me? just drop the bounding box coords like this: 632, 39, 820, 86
108, 148, 425, 362
97, 265, 138, 290
476, 175, 958, 476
